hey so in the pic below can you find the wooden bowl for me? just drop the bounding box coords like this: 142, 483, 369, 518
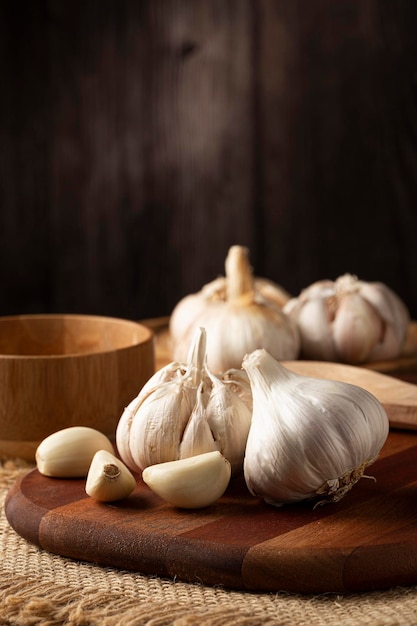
0, 314, 154, 460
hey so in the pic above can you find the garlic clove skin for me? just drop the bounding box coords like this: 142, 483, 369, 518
198, 368, 252, 473
178, 381, 220, 459
332, 292, 383, 364
36, 426, 115, 478
115, 360, 186, 471
293, 296, 337, 361
86, 449, 136, 502
126, 379, 197, 472
358, 281, 410, 360
242, 349, 389, 506
169, 277, 226, 343
142, 451, 231, 509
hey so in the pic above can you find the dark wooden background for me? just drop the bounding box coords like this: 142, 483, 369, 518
1, 0, 417, 321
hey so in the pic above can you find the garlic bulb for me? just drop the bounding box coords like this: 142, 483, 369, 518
283, 273, 410, 364
242, 349, 389, 506
170, 245, 299, 372
116, 326, 252, 475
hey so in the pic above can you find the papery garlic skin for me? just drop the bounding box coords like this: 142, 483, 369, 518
242, 349, 389, 506
170, 245, 299, 372
115, 327, 252, 475
283, 274, 410, 364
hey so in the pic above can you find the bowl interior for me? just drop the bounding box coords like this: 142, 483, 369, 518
0, 315, 151, 357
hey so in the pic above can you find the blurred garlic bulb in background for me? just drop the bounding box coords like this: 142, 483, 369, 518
283, 273, 410, 364
170, 245, 299, 372
242, 349, 389, 507
116, 327, 252, 475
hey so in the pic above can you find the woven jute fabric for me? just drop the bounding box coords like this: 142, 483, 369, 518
1, 459, 417, 626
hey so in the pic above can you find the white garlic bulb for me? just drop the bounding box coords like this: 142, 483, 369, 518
283, 273, 410, 364
116, 327, 252, 475
242, 349, 389, 506
170, 245, 299, 372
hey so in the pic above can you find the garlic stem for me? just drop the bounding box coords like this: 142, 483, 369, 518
185, 326, 206, 387
225, 245, 254, 303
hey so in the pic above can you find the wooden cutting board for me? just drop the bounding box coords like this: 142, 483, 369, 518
5, 429, 417, 594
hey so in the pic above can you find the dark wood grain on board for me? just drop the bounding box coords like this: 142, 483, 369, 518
6, 430, 417, 593
1, 1, 417, 321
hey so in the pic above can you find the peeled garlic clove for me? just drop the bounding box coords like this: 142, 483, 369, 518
242, 349, 389, 506
142, 451, 231, 509
36, 426, 115, 478
86, 449, 136, 502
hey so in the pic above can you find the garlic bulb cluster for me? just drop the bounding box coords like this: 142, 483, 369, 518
170, 245, 299, 372
242, 349, 389, 506
116, 326, 252, 475
283, 273, 410, 364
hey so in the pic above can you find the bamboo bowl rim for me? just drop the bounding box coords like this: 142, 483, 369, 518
0, 314, 153, 359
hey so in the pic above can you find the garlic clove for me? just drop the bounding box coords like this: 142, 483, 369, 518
127, 380, 196, 471
142, 450, 231, 509
178, 382, 220, 459
242, 349, 389, 506
202, 368, 252, 474
36, 426, 115, 478
294, 296, 337, 361
332, 292, 383, 363
115, 360, 186, 471
86, 449, 136, 502
358, 281, 410, 357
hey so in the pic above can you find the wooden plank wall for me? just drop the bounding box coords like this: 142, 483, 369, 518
1, 0, 417, 320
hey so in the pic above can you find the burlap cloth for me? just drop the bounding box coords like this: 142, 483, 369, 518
1, 460, 417, 625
